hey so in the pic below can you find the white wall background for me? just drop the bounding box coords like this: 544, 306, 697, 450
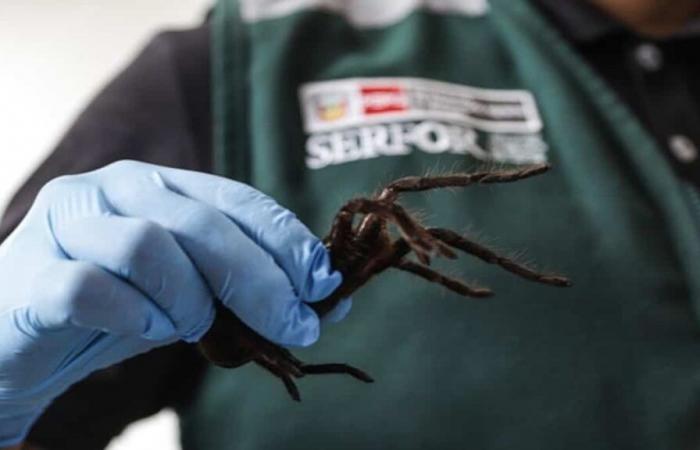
0, 0, 212, 212
0, 1, 213, 448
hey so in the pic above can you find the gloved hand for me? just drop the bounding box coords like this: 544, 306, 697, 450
0, 160, 349, 447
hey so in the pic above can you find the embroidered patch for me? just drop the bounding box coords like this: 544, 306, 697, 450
299, 77, 548, 169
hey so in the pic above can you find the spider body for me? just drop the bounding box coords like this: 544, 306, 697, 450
198, 164, 571, 401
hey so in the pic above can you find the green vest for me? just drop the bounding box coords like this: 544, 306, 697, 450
181, 1, 700, 448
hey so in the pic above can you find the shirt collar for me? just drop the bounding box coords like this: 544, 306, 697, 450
532, 0, 700, 42
532, 0, 621, 42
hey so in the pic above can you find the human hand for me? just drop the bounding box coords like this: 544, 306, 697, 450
0, 160, 346, 446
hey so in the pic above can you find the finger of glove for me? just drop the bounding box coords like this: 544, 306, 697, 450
28, 259, 176, 340
96, 172, 320, 346
51, 215, 214, 342
132, 163, 340, 303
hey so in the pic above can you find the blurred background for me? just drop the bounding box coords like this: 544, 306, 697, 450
0, 1, 212, 448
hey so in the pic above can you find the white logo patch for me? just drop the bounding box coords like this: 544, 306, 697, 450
299, 77, 548, 169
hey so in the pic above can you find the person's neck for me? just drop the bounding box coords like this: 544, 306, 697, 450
589, 0, 700, 37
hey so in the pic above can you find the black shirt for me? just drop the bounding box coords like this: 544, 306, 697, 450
535, 0, 700, 184
1, 2, 698, 449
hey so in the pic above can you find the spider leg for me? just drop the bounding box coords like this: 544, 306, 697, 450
325, 202, 393, 280
251, 345, 377, 401
255, 355, 303, 402
355, 214, 385, 249
311, 235, 417, 318
378, 164, 550, 202
254, 350, 374, 401
428, 228, 572, 287
394, 259, 493, 298
340, 198, 455, 263
301, 364, 375, 383
325, 209, 356, 258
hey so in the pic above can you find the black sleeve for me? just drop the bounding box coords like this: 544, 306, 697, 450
0, 23, 213, 450
0, 24, 213, 241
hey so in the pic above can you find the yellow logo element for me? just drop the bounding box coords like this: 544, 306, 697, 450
313, 93, 348, 122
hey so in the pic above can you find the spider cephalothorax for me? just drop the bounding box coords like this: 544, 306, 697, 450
198, 164, 571, 400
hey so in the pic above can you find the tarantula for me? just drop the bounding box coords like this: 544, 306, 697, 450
198, 164, 571, 401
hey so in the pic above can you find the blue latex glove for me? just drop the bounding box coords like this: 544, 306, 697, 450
0, 160, 350, 447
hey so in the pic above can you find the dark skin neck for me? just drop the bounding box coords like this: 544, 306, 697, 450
590, 0, 700, 37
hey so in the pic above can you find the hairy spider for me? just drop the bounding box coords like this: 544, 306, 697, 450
198, 164, 571, 401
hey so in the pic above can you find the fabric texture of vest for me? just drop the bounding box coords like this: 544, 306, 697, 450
180, 1, 700, 448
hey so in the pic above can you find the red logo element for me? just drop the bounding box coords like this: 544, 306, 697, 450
361, 85, 408, 115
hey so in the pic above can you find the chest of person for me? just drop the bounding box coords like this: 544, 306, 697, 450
180, 1, 700, 449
